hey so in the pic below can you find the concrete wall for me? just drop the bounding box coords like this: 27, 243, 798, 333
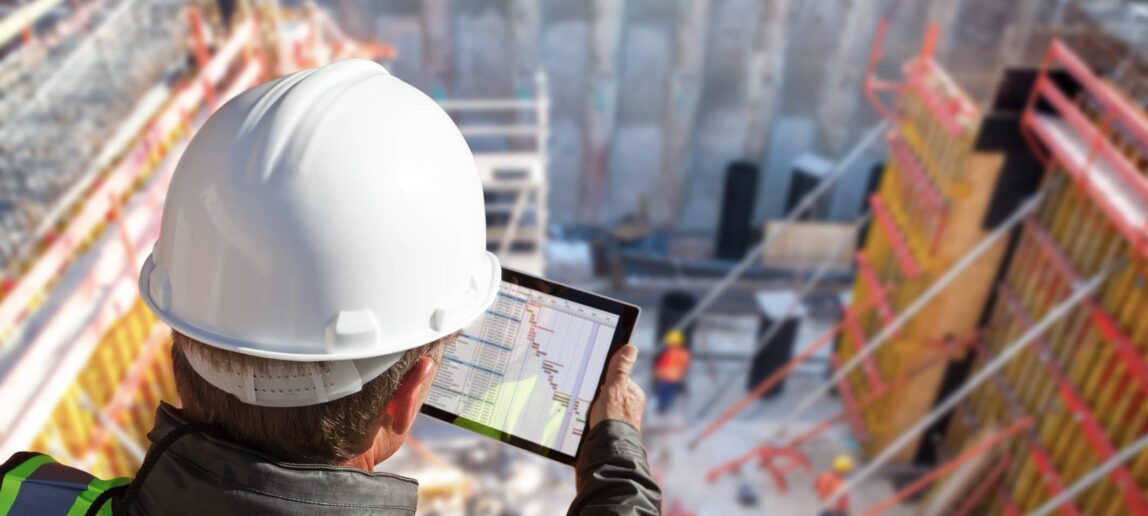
324, 0, 1030, 232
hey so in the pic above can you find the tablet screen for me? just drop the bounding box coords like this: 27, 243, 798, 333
421, 268, 639, 465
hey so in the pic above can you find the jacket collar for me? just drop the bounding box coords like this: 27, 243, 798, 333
139, 403, 418, 514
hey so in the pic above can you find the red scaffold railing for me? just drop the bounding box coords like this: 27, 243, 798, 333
1022, 40, 1148, 258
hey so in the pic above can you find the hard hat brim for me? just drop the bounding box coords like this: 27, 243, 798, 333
140, 251, 502, 362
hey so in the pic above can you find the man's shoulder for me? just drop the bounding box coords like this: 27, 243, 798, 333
0, 451, 130, 515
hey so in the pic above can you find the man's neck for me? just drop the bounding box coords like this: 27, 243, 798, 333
342, 432, 402, 472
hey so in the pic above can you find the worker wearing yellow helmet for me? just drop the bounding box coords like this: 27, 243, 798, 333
815, 454, 855, 516
654, 329, 691, 414
0, 60, 660, 515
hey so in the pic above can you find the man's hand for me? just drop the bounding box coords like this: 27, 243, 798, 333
589, 344, 646, 431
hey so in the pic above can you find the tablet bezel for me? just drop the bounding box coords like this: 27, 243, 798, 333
419, 267, 640, 466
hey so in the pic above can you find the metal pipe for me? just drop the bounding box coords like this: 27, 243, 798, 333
1028, 433, 1148, 516
820, 264, 1112, 511
669, 120, 889, 336
768, 194, 1043, 443
859, 417, 1033, 516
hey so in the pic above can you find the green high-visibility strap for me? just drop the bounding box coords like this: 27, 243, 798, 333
65, 476, 132, 516
0, 454, 54, 513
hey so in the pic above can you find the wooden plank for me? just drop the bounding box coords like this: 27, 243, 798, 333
759, 220, 855, 268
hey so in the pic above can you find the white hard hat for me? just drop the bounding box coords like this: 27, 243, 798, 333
139, 59, 500, 406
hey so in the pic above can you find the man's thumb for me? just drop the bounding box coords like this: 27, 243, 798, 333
606, 344, 638, 383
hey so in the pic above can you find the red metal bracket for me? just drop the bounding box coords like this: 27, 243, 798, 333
869, 195, 923, 279
971, 335, 1083, 516
1029, 446, 1083, 516
1022, 40, 1148, 257
1025, 219, 1148, 400
864, 19, 905, 123
1047, 41, 1148, 146
831, 355, 869, 441
704, 446, 811, 489
861, 417, 1033, 516
1090, 309, 1148, 400
842, 308, 887, 392
187, 8, 218, 110
855, 251, 896, 328
887, 132, 945, 212
903, 59, 977, 138
953, 454, 1013, 516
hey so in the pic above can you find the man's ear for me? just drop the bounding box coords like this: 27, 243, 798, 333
383, 356, 438, 435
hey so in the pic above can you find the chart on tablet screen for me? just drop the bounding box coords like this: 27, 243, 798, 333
426, 282, 619, 455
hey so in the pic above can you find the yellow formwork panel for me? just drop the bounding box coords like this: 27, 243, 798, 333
899, 89, 976, 199
834, 56, 1026, 466
29, 299, 175, 478
950, 154, 1148, 512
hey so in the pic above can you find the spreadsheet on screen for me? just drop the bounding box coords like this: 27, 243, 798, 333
426, 282, 619, 455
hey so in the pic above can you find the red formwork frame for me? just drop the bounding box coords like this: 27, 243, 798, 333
900, 20, 980, 140
187, 8, 218, 111
965, 336, 1084, 516
703, 335, 981, 488
1029, 445, 1082, 516
903, 59, 977, 138
869, 195, 923, 279
885, 133, 945, 213
1022, 40, 1148, 258
1024, 219, 1148, 400
863, 18, 906, 123
1016, 39, 1148, 514
997, 276, 1148, 513
848, 253, 895, 391
885, 132, 951, 256
841, 308, 887, 393
855, 252, 897, 329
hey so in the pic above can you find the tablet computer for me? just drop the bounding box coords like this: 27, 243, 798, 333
420, 267, 640, 465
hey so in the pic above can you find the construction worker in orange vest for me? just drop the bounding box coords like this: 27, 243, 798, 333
814, 454, 854, 516
654, 329, 691, 414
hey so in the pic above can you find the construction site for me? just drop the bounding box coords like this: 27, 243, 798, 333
1, 0, 1147, 514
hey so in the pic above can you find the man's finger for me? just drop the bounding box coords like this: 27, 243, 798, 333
606, 344, 638, 383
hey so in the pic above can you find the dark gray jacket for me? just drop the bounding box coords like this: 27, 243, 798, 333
121, 403, 661, 515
